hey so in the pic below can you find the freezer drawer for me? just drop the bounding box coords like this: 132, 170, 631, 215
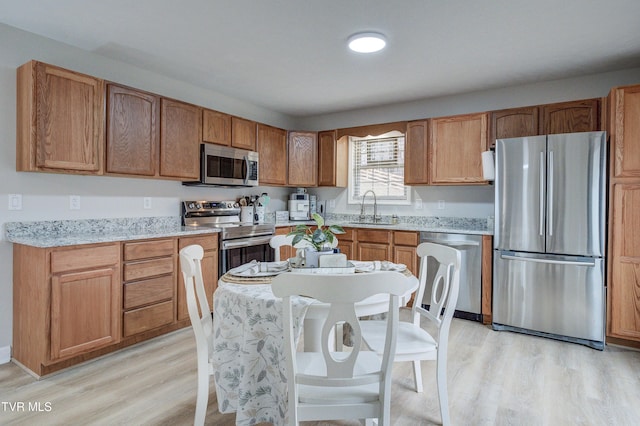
493, 250, 604, 345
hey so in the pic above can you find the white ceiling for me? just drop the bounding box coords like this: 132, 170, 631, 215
2, 0, 640, 117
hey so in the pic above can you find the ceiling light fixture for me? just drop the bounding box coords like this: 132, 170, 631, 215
348, 32, 387, 53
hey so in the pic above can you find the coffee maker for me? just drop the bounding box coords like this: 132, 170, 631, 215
288, 192, 310, 221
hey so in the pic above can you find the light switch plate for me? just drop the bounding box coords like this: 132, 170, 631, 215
8, 194, 22, 210
438, 200, 445, 209
69, 195, 81, 210
143, 197, 152, 209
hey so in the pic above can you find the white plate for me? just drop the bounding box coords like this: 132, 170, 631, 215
228, 261, 290, 277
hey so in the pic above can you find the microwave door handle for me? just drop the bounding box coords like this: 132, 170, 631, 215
243, 155, 249, 185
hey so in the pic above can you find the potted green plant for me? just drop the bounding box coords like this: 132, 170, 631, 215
288, 213, 345, 266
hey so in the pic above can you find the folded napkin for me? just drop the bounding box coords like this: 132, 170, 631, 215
229, 260, 290, 276
351, 260, 407, 273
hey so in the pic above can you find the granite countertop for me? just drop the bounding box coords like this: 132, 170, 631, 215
5, 214, 492, 249
5, 217, 220, 248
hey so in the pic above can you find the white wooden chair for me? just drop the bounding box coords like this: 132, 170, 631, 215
271, 271, 411, 426
179, 244, 215, 426
269, 234, 338, 261
360, 242, 461, 426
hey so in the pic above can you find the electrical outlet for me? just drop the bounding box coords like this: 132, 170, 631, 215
328, 199, 336, 208
438, 200, 445, 210
8, 194, 22, 210
69, 195, 81, 210
414, 199, 423, 210
143, 197, 152, 209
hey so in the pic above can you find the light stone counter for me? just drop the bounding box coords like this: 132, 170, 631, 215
5, 216, 220, 248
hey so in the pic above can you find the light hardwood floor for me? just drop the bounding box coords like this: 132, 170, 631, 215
1, 316, 639, 425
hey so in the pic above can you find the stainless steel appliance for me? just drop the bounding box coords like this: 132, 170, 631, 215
182, 200, 275, 277
420, 232, 483, 322
493, 131, 607, 350
288, 193, 310, 221
183, 144, 259, 187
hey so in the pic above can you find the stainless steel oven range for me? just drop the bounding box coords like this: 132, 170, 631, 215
182, 200, 275, 277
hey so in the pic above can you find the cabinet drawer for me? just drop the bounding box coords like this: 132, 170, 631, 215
356, 229, 391, 244
123, 300, 174, 337
124, 239, 174, 261
394, 231, 418, 246
179, 235, 218, 251
339, 227, 355, 241
51, 244, 120, 273
123, 275, 174, 310
124, 257, 174, 281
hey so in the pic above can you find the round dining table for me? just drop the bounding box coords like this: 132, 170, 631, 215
211, 267, 418, 426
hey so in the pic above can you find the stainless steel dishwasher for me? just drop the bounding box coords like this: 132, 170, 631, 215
419, 232, 483, 322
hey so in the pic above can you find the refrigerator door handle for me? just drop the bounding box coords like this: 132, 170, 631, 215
539, 151, 545, 236
548, 150, 554, 236
500, 253, 596, 267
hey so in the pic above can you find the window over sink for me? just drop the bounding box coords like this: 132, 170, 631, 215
348, 131, 411, 205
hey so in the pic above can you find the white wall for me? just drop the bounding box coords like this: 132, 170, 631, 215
1, 21, 639, 358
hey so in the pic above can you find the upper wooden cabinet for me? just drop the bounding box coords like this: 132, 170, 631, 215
159, 98, 201, 180
318, 130, 347, 187
609, 85, 640, 179
489, 99, 601, 146
404, 120, 429, 185
288, 131, 318, 187
231, 116, 257, 151
17, 60, 104, 174
202, 108, 231, 146
489, 106, 539, 145
429, 112, 489, 185
540, 99, 600, 135
257, 123, 288, 186
106, 84, 159, 177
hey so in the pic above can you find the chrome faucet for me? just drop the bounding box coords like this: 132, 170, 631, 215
359, 190, 381, 223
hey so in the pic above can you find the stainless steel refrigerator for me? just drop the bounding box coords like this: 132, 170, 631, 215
492, 131, 607, 350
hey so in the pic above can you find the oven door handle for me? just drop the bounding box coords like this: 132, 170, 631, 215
221, 235, 274, 250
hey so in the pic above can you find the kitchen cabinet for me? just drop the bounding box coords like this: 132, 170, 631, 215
13, 243, 121, 376
231, 116, 257, 151
429, 112, 489, 185
202, 108, 231, 146
160, 98, 201, 180
540, 99, 600, 135
393, 231, 419, 275
489, 106, 539, 146
177, 235, 219, 321
607, 84, 640, 347
481, 235, 493, 325
288, 131, 318, 187
337, 227, 356, 260
356, 229, 393, 261
122, 239, 176, 337
16, 60, 104, 174
274, 227, 295, 261
106, 84, 159, 176
318, 130, 348, 187
258, 124, 288, 186
404, 120, 429, 185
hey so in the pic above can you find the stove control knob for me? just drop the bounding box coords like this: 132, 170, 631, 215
195, 203, 202, 209
188, 202, 195, 209
233, 202, 240, 208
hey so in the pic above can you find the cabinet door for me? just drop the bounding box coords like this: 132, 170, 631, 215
540, 99, 600, 135
202, 108, 231, 146
258, 124, 288, 185
357, 242, 392, 262
490, 106, 539, 146
231, 117, 257, 151
160, 99, 201, 180
404, 120, 429, 185
609, 184, 640, 341
337, 241, 356, 260
274, 227, 295, 262
394, 245, 417, 275
106, 84, 159, 176
610, 85, 640, 178
429, 113, 489, 184
18, 61, 104, 173
50, 266, 120, 359
318, 130, 348, 187
288, 131, 318, 187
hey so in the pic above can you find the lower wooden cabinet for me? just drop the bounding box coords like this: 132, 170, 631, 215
274, 227, 295, 262
393, 231, 419, 275
337, 227, 356, 260
177, 235, 219, 321
356, 229, 393, 261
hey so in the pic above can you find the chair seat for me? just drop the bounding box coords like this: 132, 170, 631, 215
361, 320, 437, 360
296, 351, 383, 404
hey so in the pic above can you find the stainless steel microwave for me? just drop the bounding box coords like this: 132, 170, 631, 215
186, 144, 259, 187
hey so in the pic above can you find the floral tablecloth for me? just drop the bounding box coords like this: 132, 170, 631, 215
212, 281, 314, 426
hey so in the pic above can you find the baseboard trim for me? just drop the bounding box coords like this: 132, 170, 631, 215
0, 345, 10, 364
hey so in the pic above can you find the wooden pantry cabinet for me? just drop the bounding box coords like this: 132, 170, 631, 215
16, 60, 104, 174
177, 235, 219, 321
429, 112, 489, 185
13, 243, 121, 376
106, 84, 160, 176
607, 84, 640, 347
258, 124, 288, 186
